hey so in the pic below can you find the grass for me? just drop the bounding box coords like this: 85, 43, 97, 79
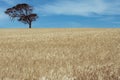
0, 28, 120, 80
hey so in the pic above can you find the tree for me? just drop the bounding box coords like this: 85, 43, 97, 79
5, 3, 38, 28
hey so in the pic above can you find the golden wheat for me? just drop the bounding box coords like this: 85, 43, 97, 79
0, 28, 120, 80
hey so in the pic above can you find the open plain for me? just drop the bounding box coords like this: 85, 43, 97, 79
0, 28, 120, 80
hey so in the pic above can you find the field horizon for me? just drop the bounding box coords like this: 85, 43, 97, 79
0, 28, 120, 80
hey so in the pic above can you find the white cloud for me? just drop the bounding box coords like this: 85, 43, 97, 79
39, 0, 120, 16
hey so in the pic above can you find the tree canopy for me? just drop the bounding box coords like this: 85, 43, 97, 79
5, 3, 38, 28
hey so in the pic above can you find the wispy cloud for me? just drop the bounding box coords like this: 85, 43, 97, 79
0, 8, 8, 21
39, 0, 120, 16
1, 0, 29, 5
99, 16, 116, 21
1, 0, 15, 5
112, 22, 120, 24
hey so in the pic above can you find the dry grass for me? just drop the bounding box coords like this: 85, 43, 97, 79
0, 28, 120, 80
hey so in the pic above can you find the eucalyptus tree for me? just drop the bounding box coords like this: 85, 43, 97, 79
5, 3, 38, 28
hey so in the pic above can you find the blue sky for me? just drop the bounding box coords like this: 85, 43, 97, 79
0, 0, 120, 28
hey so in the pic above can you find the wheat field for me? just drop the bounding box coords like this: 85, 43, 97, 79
0, 28, 120, 80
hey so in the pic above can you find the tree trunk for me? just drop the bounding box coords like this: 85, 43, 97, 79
29, 22, 32, 28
